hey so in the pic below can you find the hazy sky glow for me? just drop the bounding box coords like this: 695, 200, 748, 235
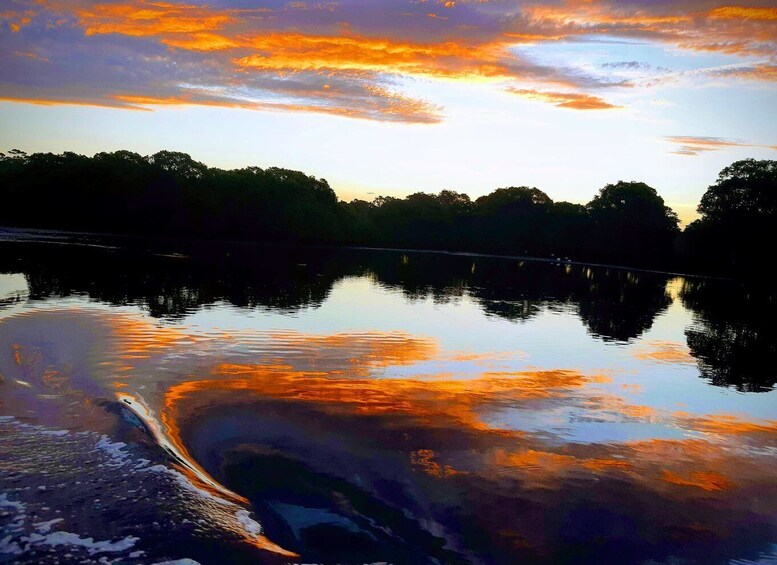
2, 1, 777, 222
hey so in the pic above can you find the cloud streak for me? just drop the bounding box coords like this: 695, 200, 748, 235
506, 87, 620, 110
666, 135, 777, 156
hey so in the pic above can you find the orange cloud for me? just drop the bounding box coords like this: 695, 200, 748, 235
0, 87, 442, 124
521, 4, 691, 28
161, 31, 240, 51
68, 3, 523, 84
1, 9, 35, 32
233, 33, 511, 80
519, 1, 777, 58
666, 135, 777, 156
711, 63, 777, 82
13, 51, 50, 62
0, 95, 152, 110
259, 330, 441, 374
6, 0, 776, 123
505, 88, 620, 110
158, 359, 649, 491
582, 393, 656, 421
75, 1, 236, 37
708, 7, 777, 21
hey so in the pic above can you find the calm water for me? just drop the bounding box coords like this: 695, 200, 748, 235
1, 229, 776, 565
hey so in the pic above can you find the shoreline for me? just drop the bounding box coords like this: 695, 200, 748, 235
0, 225, 726, 281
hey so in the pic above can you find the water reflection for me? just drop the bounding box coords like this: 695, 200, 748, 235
149, 329, 777, 563
2, 238, 675, 342
4, 237, 776, 396
1, 232, 777, 564
3, 235, 777, 394
681, 279, 777, 392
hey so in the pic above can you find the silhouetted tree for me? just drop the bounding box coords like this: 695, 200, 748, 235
547, 201, 589, 258
587, 181, 679, 265
473, 187, 554, 255
0, 148, 698, 271
683, 159, 777, 274
0, 150, 344, 244
147, 150, 208, 179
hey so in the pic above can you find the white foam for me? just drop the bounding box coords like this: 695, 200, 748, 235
0, 535, 24, 555
0, 493, 26, 512
143, 466, 268, 545
24, 531, 139, 555
41, 429, 70, 436
235, 509, 263, 536
95, 435, 130, 467
134, 458, 151, 469
33, 517, 64, 533
143, 465, 233, 508
150, 559, 202, 565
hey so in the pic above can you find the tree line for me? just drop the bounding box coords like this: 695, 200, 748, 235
0, 149, 773, 275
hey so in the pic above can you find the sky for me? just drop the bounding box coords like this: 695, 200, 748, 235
1, 1, 776, 223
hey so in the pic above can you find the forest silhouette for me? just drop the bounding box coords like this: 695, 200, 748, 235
0, 149, 774, 275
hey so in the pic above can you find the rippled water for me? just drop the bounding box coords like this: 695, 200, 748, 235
1, 229, 776, 564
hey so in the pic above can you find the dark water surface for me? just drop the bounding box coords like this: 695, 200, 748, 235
1, 229, 776, 564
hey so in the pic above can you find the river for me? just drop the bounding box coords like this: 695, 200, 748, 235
1, 230, 775, 564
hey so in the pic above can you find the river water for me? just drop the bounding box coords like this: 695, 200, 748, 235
1, 230, 776, 564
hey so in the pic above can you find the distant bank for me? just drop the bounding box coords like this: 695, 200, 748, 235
1, 150, 774, 277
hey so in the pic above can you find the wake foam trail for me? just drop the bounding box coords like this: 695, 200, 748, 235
0, 416, 290, 564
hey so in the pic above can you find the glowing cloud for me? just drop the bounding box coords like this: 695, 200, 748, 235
666, 136, 777, 156
505, 88, 620, 110
3, 0, 775, 123
75, 1, 237, 37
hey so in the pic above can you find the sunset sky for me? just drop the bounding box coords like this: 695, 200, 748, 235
1, 1, 776, 223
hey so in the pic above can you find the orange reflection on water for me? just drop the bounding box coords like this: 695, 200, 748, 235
159, 363, 777, 504
661, 470, 733, 492
691, 414, 777, 436
87, 315, 777, 514
491, 448, 634, 487
158, 360, 661, 495
12, 343, 22, 365
168, 365, 608, 427
108, 315, 198, 356
410, 449, 459, 478
633, 340, 696, 365
266, 330, 440, 375
157, 357, 615, 499
581, 392, 656, 421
